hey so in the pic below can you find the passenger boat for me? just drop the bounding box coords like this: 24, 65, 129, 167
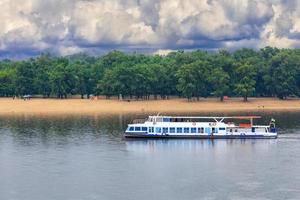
124, 115, 277, 139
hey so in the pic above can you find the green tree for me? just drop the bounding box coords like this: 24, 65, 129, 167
176, 61, 210, 100
71, 61, 95, 98
0, 68, 16, 96
209, 67, 229, 101
234, 63, 257, 101
211, 51, 234, 97
15, 60, 36, 96
98, 64, 134, 99
34, 53, 52, 97
131, 64, 152, 99
49, 58, 75, 98
264, 51, 300, 99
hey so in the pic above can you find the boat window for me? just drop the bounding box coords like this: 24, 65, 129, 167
142, 127, 147, 131
252, 127, 255, 132
149, 127, 154, 133
198, 128, 204, 133
170, 127, 175, 133
219, 128, 225, 131
163, 118, 171, 122
212, 128, 215, 133
163, 127, 168, 133
177, 128, 182, 133
205, 128, 210, 133
184, 127, 189, 133
135, 127, 141, 131
155, 127, 161, 133
230, 129, 232, 132
129, 127, 134, 131
191, 128, 196, 133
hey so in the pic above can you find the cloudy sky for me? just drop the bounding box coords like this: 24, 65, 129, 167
0, 0, 300, 58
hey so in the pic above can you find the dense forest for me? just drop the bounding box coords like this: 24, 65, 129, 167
0, 47, 300, 101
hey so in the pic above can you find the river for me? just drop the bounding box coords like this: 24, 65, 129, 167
0, 112, 300, 200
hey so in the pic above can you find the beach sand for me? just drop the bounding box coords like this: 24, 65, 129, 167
0, 97, 300, 116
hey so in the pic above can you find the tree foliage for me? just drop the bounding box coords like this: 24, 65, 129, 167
0, 47, 300, 101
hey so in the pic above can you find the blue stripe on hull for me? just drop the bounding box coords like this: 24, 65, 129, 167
124, 134, 277, 139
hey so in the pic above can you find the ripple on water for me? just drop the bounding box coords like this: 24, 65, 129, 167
0, 113, 300, 200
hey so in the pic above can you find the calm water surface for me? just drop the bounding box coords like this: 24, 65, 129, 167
0, 112, 300, 200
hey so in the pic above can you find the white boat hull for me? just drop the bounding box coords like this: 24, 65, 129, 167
124, 133, 277, 139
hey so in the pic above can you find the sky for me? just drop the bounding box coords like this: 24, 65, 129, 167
0, 0, 300, 58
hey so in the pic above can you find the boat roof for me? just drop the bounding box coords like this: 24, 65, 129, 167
149, 116, 261, 119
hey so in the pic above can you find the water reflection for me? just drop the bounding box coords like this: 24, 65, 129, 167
125, 139, 277, 153
0, 115, 125, 145
0, 112, 299, 150
1, 111, 300, 134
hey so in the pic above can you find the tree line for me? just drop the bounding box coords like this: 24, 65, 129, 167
0, 47, 300, 101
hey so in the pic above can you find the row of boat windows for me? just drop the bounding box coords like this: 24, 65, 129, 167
128, 127, 226, 133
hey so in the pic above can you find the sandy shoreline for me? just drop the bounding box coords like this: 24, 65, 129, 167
0, 97, 300, 116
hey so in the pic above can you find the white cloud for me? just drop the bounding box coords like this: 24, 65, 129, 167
260, 1, 300, 48
0, 0, 299, 58
153, 49, 175, 56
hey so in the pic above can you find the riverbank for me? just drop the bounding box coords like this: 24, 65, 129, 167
0, 97, 300, 116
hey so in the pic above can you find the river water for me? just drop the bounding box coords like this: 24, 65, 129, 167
0, 112, 300, 200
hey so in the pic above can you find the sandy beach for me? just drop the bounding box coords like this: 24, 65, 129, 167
0, 97, 300, 116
